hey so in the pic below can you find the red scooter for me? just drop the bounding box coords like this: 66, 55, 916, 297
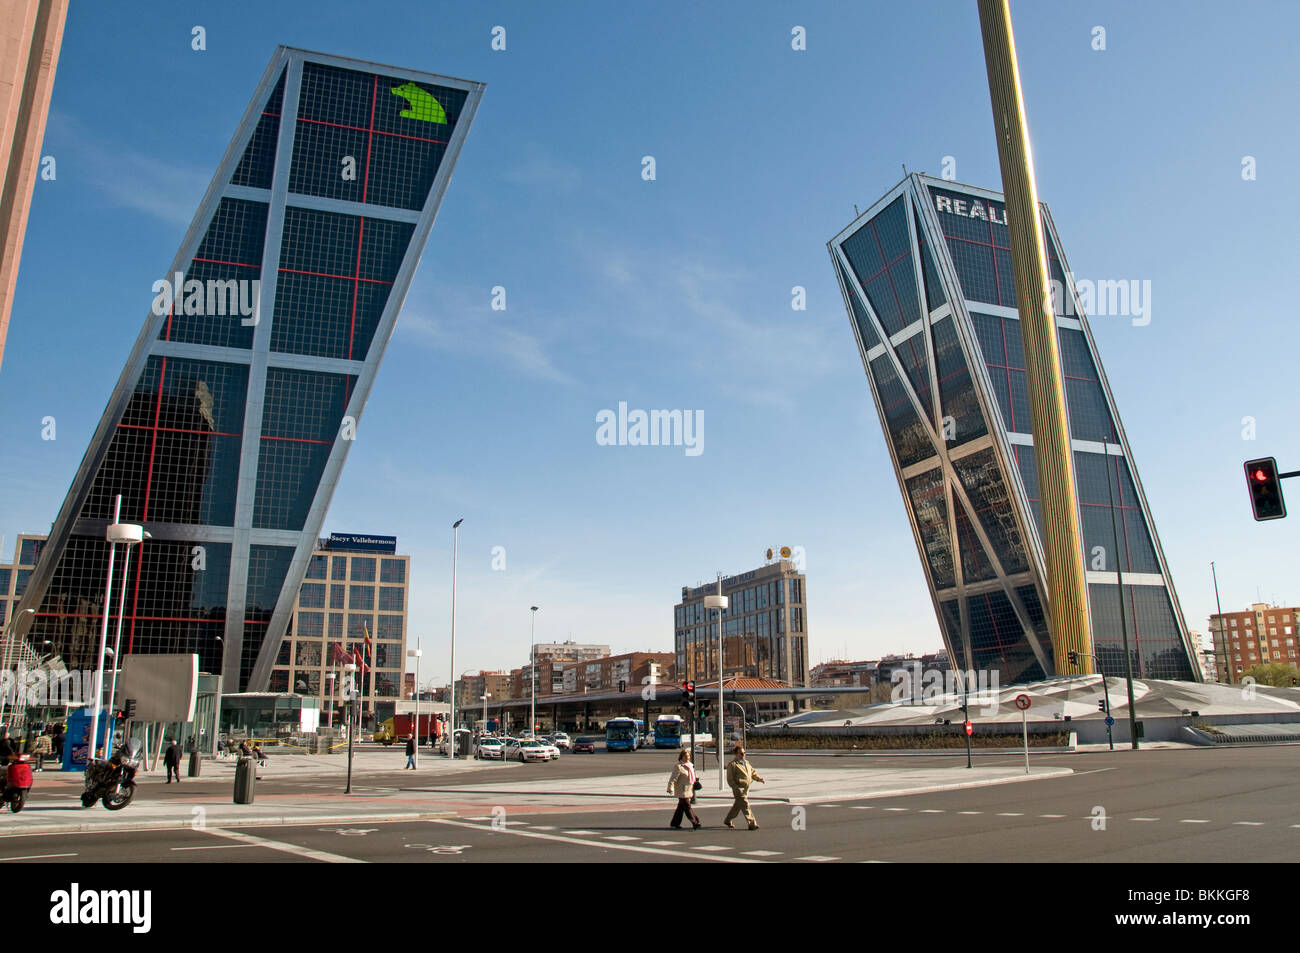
4, 755, 33, 813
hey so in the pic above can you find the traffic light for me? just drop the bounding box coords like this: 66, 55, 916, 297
1098, 699, 1107, 712
682, 680, 695, 710
618, 679, 627, 693
1067, 650, 1079, 666
698, 701, 711, 719
1245, 457, 1287, 521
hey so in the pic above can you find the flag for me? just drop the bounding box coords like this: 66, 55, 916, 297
360, 624, 373, 673
330, 642, 352, 665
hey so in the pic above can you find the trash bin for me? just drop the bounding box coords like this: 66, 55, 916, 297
188, 749, 202, 778
233, 756, 256, 804
457, 732, 471, 756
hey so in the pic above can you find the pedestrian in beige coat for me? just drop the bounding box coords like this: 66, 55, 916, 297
666, 749, 702, 830
723, 744, 765, 830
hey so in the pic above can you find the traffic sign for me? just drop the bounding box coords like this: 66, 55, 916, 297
1104, 716, 1115, 727
1014, 694, 1031, 711
964, 721, 973, 736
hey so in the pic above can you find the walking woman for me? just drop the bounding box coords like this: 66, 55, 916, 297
666, 749, 702, 830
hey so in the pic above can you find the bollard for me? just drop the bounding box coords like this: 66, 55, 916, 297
233, 756, 256, 804
188, 749, 201, 778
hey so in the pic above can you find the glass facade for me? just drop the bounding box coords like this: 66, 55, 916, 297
14, 49, 482, 691
830, 175, 1197, 683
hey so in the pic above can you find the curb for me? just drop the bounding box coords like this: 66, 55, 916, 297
0, 810, 459, 838
745, 747, 1077, 757
781, 766, 1074, 804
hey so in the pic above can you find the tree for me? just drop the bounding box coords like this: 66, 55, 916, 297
1240, 662, 1300, 688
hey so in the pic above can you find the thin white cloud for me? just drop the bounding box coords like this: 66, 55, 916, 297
45, 111, 209, 228
400, 311, 577, 386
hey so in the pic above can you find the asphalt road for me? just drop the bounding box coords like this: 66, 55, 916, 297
3, 745, 1297, 863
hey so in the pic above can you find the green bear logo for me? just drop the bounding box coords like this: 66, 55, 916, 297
391, 82, 447, 124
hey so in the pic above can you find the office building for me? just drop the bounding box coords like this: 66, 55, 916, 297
273, 534, 409, 725
0, 0, 68, 369
13, 48, 483, 691
675, 559, 809, 687
829, 174, 1198, 683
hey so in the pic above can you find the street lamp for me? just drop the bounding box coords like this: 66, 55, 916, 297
343, 662, 358, 793
107, 527, 150, 749
90, 496, 144, 764
529, 606, 539, 737
703, 585, 728, 791
449, 518, 463, 759
481, 693, 491, 738
408, 642, 422, 767
324, 672, 335, 729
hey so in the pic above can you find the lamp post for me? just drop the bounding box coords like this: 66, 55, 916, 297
106, 528, 149, 755
324, 672, 335, 729
0, 608, 35, 729
704, 582, 728, 791
481, 693, 491, 736
529, 606, 538, 737
408, 642, 422, 768
343, 662, 357, 793
90, 496, 143, 765
449, 518, 463, 759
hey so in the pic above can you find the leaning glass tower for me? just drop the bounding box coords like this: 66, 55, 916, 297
16, 48, 483, 691
829, 174, 1198, 684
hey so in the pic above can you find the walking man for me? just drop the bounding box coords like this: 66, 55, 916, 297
404, 734, 416, 769
163, 740, 181, 783
723, 744, 765, 830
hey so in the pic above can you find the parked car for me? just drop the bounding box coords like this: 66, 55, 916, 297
572, 737, 598, 754
474, 738, 504, 760
536, 739, 561, 760
546, 732, 571, 750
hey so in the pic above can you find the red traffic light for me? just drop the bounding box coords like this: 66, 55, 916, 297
964, 721, 973, 736
1244, 457, 1287, 521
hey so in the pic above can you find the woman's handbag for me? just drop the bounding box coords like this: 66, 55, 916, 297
692, 778, 702, 790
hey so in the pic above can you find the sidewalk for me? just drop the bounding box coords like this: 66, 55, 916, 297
0, 760, 1072, 836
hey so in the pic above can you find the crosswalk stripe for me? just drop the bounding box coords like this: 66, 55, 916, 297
742, 850, 782, 857
796, 855, 839, 862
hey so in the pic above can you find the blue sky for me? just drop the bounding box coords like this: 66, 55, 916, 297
2, 1, 1298, 684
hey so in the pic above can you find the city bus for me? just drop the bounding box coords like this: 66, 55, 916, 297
653, 714, 684, 748
605, 717, 642, 752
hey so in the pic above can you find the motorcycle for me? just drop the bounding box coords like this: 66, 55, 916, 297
4, 755, 34, 813
81, 737, 142, 811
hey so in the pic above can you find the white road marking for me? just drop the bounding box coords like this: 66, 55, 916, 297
742, 850, 783, 857
0, 852, 76, 861
200, 828, 364, 863
529, 826, 556, 831
1131, 817, 1159, 822
564, 830, 597, 835
1039, 814, 1067, 818
605, 835, 641, 841
883, 808, 908, 812
796, 855, 840, 862
691, 845, 733, 852
959, 811, 982, 815
645, 840, 682, 846
996, 813, 1024, 817
850, 806, 875, 810
1179, 819, 1211, 824
919, 809, 945, 814
429, 819, 760, 863
1233, 821, 1264, 826
818, 804, 841, 808
170, 844, 261, 851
